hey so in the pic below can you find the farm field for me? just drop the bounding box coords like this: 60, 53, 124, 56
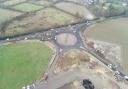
11, 3, 43, 12
0, 40, 52, 89
0, 0, 7, 2
3, 7, 79, 38
0, 8, 21, 23
1, 0, 26, 7
85, 18, 128, 72
55, 2, 94, 19
29, 0, 51, 6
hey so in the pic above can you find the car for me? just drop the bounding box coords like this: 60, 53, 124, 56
24, 37, 28, 40
27, 85, 30, 89
22, 86, 25, 89
6, 38, 9, 41
50, 29, 54, 31
83, 79, 94, 89
29, 84, 36, 89
108, 64, 112, 69
115, 71, 120, 75
54, 36, 57, 40
32, 84, 35, 88
59, 48, 63, 52
73, 30, 76, 33
124, 76, 128, 80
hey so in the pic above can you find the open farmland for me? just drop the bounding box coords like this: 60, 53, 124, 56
0, 8, 21, 23
1, 0, 26, 7
0, 40, 52, 89
85, 18, 128, 72
11, 3, 43, 12
2, 7, 79, 38
28, 0, 51, 6
55, 2, 94, 19
0, 0, 6, 2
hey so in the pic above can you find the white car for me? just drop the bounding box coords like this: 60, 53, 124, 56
73, 30, 76, 33
50, 29, 54, 31
24, 37, 28, 40
108, 64, 112, 69
124, 76, 128, 79
27, 85, 30, 89
32, 84, 35, 88
54, 36, 57, 40
22, 86, 25, 89
59, 48, 63, 52
6, 38, 9, 41
115, 71, 120, 75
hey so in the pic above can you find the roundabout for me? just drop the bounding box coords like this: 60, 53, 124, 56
56, 33, 77, 47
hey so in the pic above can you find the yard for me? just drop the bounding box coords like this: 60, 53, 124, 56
0, 40, 52, 89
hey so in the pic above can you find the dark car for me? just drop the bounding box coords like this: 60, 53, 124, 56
82, 79, 95, 89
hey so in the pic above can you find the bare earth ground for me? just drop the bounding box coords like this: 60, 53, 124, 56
54, 49, 128, 89
54, 50, 90, 74
58, 80, 84, 89
86, 38, 122, 67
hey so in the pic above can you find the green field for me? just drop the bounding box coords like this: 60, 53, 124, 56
2, 0, 26, 6
30, 0, 51, 6
85, 18, 128, 72
11, 3, 43, 12
55, 2, 94, 19
0, 0, 6, 2
0, 40, 52, 89
0, 8, 21, 23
